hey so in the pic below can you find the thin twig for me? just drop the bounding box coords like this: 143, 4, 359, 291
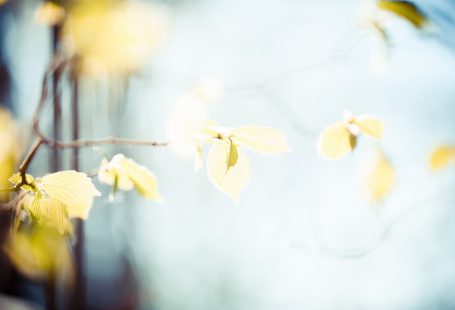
31, 60, 168, 152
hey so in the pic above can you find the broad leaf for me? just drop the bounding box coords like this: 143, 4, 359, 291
353, 115, 383, 139
207, 140, 250, 201
39, 171, 101, 220
230, 126, 291, 154
317, 122, 356, 160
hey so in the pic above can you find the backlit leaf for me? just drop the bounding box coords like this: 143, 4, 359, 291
230, 126, 291, 154
4, 226, 73, 281
365, 150, 396, 202
98, 154, 163, 202
317, 122, 356, 160
207, 140, 251, 201
39, 171, 101, 220
63, 0, 168, 76
29, 195, 73, 235
429, 146, 455, 170
353, 115, 384, 139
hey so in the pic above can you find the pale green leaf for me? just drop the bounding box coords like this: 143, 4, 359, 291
207, 140, 250, 201
230, 126, 291, 154
98, 154, 163, 202
39, 170, 101, 220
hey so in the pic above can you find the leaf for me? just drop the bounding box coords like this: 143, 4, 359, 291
377, 0, 427, 28
29, 195, 73, 235
98, 157, 134, 191
4, 226, 73, 281
98, 154, 163, 202
8, 173, 35, 187
317, 122, 356, 160
353, 115, 384, 139
429, 146, 455, 170
230, 126, 291, 154
63, 1, 168, 75
365, 151, 396, 202
34, 2, 65, 26
226, 141, 239, 170
39, 171, 101, 220
207, 140, 250, 201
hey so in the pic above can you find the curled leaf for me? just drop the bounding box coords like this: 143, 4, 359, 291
98, 154, 163, 202
226, 141, 239, 170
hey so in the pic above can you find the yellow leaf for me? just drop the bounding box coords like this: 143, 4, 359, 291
34, 2, 65, 26
29, 195, 73, 235
226, 141, 239, 170
8, 173, 35, 187
230, 126, 291, 154
428, 146, 455, 170
98, 158, 134, 191
63, 0, 168, 76
365, 151, 396, 202
207, 140, 250, 201
353, 115, 384, 139
38, 171, 101, 220
377, 0, 427, 28
4, 226, 73, 281
98, 154, 163, 202
317, 122, 357, 160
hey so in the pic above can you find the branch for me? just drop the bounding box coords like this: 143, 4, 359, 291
39, 137, 168, 149
31, 59, 169, 152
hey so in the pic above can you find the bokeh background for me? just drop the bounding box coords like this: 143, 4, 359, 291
1, 0, 455, 309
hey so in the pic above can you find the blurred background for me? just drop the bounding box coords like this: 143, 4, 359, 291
1, 0, 455, 309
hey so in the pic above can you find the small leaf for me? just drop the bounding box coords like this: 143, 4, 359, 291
99, 157, 134, 191
39, 170, 101, 220
230, 126, 291, 154
377, 0, 427, 28
207, 140, 250, 201
317, 122, 356, 160
226, 140, 239, 170
365, 150, 396, 202
9, 173, 35, 187
353, 115, 384, 139
98, 154, 163, 202
429, 146, 455, 170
